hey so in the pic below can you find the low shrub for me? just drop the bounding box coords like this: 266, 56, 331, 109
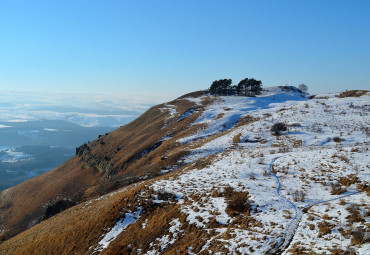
318, 220, 334, 237
333, 136, 343, 143
156, 190, 176, 201
271, 122, 288, 135
223, 186, 234, 198
226, 191, 252, 217
351, 230, 365, 245
293, 190, 306, 202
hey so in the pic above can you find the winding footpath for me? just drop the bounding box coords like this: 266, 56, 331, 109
266, 157, 301, 254
266, 157, 360, 255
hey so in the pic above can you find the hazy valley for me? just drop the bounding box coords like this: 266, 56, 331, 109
0, 91, 148, 190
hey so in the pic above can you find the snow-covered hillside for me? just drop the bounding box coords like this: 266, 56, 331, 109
95, 88, 369, 254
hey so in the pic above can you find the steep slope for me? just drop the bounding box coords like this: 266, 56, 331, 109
0, 88, 369, 254
0, 90, 208, 241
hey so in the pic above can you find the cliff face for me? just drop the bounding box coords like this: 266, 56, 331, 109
1, 89, 369, 255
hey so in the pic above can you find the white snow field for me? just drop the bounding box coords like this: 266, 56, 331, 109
149, 88, 369, 254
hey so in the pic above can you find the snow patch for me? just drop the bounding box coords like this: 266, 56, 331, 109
93, 207, 142, 253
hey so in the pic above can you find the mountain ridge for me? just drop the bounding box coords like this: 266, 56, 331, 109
0, 87, 369, 254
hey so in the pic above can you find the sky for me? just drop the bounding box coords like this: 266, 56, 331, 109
0, 0, 369, 103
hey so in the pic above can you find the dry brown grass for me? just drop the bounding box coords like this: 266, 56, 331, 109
318, 220, 334, 237
308, 215, 315, 221
235, 115, 259, 128
338, 175, 359, 187
233, 133, 242, 144
0, 157, 103, 241
337, 90, 369, 98
357, 183, 370, 195
177, 90, 207, 99
308, 224, 315, 230
0, 181, 147, 255
1, 180, 220, 255
330, 248, 356, 255
286, 241, 317, 254
346, 204, 364, 224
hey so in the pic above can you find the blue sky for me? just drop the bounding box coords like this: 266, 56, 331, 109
0, 0, 369, 102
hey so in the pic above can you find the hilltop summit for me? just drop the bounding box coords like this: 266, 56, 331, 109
0, 89, 369, 254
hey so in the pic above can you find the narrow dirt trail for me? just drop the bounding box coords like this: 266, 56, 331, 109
266, 157, 360, 255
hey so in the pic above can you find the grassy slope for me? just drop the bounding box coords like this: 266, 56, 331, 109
0, 93, 206, 241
